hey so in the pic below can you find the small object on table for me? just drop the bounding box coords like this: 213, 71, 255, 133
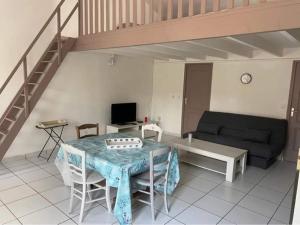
105, 137, 143, 149
144, 116, 148, 123
36, 120, 68, 161
188, 133, 193, 143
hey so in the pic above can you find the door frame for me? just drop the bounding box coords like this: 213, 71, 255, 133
286, 60, 300, 120
285, 60, 300, 160
180, 63, 213, 136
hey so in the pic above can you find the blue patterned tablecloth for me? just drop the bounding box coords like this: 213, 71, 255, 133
55, 133, 180, 225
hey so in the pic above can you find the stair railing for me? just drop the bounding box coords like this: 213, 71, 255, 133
79, 0, 270, 37
0, 0, 79, 119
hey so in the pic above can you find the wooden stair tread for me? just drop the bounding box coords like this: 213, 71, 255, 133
0, 130, 8, 136
28, 82, 39, 85
12, 105, 24, 110
5, 117, 16, 123
0, 35, 75, 160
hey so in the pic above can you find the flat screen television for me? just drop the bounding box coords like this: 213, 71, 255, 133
111, 103, 136, 124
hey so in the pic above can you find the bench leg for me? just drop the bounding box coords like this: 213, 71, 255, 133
226, 159, 236, 182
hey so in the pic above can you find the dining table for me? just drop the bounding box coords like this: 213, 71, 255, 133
55, 132, 180, 225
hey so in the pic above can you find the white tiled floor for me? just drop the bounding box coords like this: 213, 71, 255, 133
0, 153, 296, 225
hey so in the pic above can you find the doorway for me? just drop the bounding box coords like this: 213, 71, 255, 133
285, 61, 300, 162
181, 63, 213, 135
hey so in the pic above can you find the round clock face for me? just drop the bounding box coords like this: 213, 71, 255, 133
241, 73, 252, 84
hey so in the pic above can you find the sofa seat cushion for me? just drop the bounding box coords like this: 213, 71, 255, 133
247, 143, 274, 158
215, 136, 273, 159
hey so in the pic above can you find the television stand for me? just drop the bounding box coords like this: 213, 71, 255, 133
106, 122, 145, 134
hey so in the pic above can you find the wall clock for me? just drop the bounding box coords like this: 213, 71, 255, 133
240, 73, 252, 84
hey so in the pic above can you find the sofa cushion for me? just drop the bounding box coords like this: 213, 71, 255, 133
216, 135, 251, 150
219, 127, 246, 140
193, 132, 218, 143
197, 123, 220, 135
216, 136, 273, 158
244, 129, 271, 144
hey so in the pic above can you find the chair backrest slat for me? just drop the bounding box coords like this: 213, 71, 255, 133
142, 124, 163, 142
62, 143, 86, 183
76, 123, 99, 139
149, 147, 173, 189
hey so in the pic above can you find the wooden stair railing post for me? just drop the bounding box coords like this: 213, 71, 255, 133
201, 0, 206, 14
79, 0, 84, 36
141, 0, 145, 25
119, 0, 122, 29
149, 0, 153, 23
57, 7, 62, 64
113, 0, 117, 30
227, 0, 234, 9
167, 0, 172, 20
213, 0, 220, 12
125, 0, 129, 28
189, 0, 194, 17
178, 0, 183, 18
157, 0, 162, 22
23, 57, 29, 117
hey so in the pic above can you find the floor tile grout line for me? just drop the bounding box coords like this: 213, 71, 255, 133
268, 182, 295, 224
1, 164, 29, 225
1, 157, 294, 225
213, 161, 282, 224
4, 157, 115, 225
2, 160, 76, 224
0, 174, 63, 204
172, 170, 228, 224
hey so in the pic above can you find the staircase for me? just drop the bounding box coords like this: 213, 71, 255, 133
0, 0, 78, 160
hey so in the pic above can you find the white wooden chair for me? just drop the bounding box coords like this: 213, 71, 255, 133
142, 124, 163, 142
132, 147, 173, 221
62, 143, 111, 223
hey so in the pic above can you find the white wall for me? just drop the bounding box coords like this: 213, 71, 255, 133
210, 60, 292, 119
0, 0, 59, 116
0, 0, 79, 120
151, 59, 294, 135
151, 62, 185, 136
5, 53, 153, 158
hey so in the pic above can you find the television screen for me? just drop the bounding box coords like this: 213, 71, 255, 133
111, 103, 136, 124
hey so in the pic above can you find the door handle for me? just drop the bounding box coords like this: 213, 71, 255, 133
184, 98, 188, 105
291, 107, 298, 117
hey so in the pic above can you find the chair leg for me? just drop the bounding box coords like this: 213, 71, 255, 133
69, 183, 74, 214
79, 184, 86, 223
164, 192, 169, 214
106, 184, 112, 213
150, 187, 155, 221
87, 184, 92, 200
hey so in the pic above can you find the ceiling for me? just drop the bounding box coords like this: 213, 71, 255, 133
92, 29, 300, 61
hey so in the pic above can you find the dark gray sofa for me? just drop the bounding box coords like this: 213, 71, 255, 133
184, 111, 287, 169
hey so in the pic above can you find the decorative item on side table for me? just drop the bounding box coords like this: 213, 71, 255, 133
36, 119, 68, 161
105, 137, 143, 149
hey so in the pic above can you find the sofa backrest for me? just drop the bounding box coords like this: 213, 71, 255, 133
197, 111, 287, 146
